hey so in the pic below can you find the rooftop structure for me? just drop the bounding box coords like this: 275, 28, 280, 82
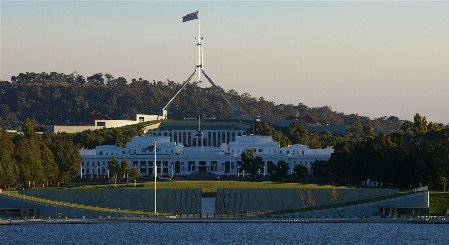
46, 114, 162, 134
146, 119, 251, 147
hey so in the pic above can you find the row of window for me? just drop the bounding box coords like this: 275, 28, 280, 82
149, 130, 245, 147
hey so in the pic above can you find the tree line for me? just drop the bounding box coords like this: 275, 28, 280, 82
1, 71, 403, 132
0, 119, 80, 190
313, 114, 449, 189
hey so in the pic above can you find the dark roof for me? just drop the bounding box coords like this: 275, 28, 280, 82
157, 120, 251, 131
300, 115, 318, 124
84, 113, 111, 124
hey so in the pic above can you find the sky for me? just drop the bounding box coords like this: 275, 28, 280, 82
1, 1, 449, 123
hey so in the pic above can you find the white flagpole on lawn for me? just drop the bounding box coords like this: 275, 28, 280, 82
154, 141, 157, 214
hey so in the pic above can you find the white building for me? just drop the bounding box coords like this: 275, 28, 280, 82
79, 135, 333, 178
47, 114, 162, 134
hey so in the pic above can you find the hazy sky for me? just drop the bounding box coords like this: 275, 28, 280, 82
1, 1, 449, 123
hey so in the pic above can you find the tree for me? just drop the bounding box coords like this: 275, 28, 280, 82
121, 159, 130, 180
0, 130, 18, 189
266, 161, 277, 177
312, 160, 330, 178
129, 167, 139, 187
108, 157, 120, 187
276, 160, 289, 180
104, 73, 114, 85
240, 149, 263, 179
294, 164, 308, 179
330, 187, 340, 204
440, 177, 447, 192
45, 134, 81, 185
285, 123, 322, 148
14, 119, 44, 188
87, 73, 104, 85
40, 142, 59, 186
306, 189, 315, 207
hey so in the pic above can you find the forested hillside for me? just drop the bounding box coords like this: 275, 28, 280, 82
1, 72, 403, 131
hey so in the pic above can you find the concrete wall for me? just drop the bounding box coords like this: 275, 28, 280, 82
216, 188, 398, 213
47, 125, 103, 133
19, 188, 201, 213
96, 120, 137, 128
0, 195, 115, 218
294, 191, 429, 217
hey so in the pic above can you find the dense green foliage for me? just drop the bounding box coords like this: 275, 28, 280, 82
429, 192, 449, 215
240, 149, 263, 179
316, 114, 449, 188
252, 121, 351, 148
266, 160, 289, 180
71, 122, 152, 149
1, 72, 403, 132
0, 119, 80, 189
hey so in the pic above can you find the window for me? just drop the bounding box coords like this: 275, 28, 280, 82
96, 122, 106, 127
211, 161, 217, 171
188, 161, 195, 171
139, 117, 144, 122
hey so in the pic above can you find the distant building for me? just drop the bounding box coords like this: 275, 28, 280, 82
146, 119, 252, 147
79, 135, 333, 178
267, 114, 348, 135
46, 114, 163, 133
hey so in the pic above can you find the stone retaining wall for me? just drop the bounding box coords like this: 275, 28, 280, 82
216, 188, 398, 213
19, 188, 201, 213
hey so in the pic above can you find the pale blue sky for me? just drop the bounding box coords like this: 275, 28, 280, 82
1, 1, 449, 123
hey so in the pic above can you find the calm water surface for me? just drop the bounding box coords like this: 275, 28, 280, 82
0, 223, 447, 244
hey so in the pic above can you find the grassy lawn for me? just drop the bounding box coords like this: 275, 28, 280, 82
430, 192, 449, 215
71, 180, 339, 194
142, 180, 339, 194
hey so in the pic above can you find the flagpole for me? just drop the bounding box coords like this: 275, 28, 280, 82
154, 141, 157, 214
200, 115, 203, 152
197, 9, 202, 82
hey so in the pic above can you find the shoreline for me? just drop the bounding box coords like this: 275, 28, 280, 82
1, 217, 447, 225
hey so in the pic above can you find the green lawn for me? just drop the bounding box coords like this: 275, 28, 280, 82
72, 180, 339, 194
429, 192, 449, 215
142, 180, 339, 194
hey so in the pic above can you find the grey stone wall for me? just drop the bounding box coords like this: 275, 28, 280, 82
295, 191, 429, 217
216, 188, 398, 213
19, 188, 201, 213
0, 195, 115, 218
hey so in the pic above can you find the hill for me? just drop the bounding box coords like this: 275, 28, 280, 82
0, 72, 402, 131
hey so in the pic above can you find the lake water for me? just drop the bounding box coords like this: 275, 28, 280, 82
0, 222, 447, 244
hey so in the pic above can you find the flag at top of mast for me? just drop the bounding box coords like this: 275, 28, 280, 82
182, 11, 199, 22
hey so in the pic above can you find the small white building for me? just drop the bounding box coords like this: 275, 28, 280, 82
47, 114, 163, 133
79, 135, 333, 178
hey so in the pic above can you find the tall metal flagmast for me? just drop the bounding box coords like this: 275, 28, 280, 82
196, 9, 203, 81
162, 10, 240, 119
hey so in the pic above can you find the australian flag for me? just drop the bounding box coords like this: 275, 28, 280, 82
182, 11, 198, 22
145, 143, 155, 152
